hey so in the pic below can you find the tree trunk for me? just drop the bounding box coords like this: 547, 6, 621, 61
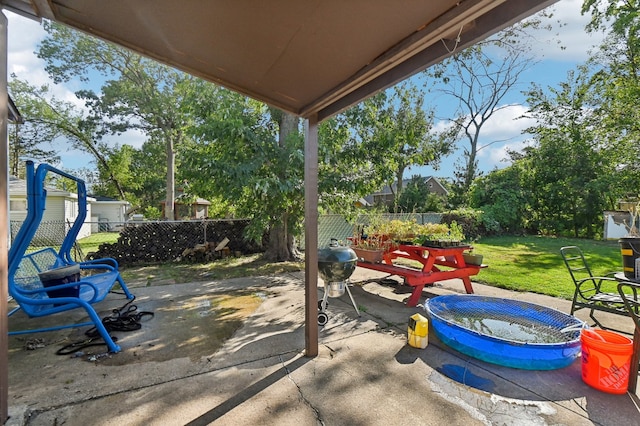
265, 213, 301, 261
265, 110, 300, 261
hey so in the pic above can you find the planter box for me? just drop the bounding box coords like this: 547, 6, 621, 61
422, 240, 463, 248
463, 253, 483, 266
353, 247, 384, 263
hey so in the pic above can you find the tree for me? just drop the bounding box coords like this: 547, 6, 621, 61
582, 0, 640, 192
366, 82, 451, 209
468, 165, 529, 233
519, 69, 620, 238
37, 21, 197, 219
89, 144, 140, 201
425, 17, 552, 204
7, 77, 129, 196
7, 78, 60, 178
317, 96, 389, 217
180, 81, 305, 261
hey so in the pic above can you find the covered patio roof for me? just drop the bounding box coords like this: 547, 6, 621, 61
4, 0, 555, 120
0, 0, 558, 422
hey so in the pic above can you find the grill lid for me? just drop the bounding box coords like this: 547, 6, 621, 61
317, 239, 357, 264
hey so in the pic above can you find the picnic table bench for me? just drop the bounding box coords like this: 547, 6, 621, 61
356, 244, 486, 307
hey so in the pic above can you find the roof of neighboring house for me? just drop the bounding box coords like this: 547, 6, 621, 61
9, 176, 95, 201
8, 95, 23, 124
370, 176, 448, 196
90, 195, 130, 204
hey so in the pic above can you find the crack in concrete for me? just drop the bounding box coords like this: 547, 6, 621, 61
280, 354, 325, 426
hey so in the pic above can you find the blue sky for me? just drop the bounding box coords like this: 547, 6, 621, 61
5, 0, 606, 179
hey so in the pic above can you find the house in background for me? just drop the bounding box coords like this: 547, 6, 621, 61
363, 176, 448, 207
9, 176, 94, 241
91, 196, 131, 231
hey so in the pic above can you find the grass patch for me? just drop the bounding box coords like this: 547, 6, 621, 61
77, 232, 120, 255
471, 235, 621, 299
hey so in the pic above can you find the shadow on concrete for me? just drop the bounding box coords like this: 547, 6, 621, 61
185, 355, 310, 426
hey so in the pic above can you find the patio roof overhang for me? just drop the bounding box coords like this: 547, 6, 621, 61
3, 0, 556, 121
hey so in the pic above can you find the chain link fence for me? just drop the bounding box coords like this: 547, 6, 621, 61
11, 220, 71, 252
311, 212, 443, 249
10, 213, 443, 264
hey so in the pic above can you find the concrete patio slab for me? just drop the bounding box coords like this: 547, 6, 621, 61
5, 267, 640, 425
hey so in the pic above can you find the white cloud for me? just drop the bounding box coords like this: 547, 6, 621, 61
7, 13, 47, 82
431, 104, 537, 172
7, 12, 86, 108
435, 104, 534, 144
527, 0, 607, 62
477, 104, 534, 141
104, 128, 147, 150
476, 105, 537, 170
478, 137, 535, 171
5, 11, 145, 169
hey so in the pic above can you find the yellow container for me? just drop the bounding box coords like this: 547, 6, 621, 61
408, 313, 429, 349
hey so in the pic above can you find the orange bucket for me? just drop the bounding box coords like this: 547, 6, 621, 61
581, 329, 633, 394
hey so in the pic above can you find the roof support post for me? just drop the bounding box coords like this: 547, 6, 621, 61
304, 115, 319, 357
0, 11, 9, 424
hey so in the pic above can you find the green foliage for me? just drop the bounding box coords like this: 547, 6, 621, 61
143, 206, 162, 220
469, 166, 530, 233
425, 15, 546, 197
520, 69, 621, 238
181, 83, 304, 249
441, 208, 484, 240
368, 82, 452, 206
320, 81, 451, 215
37, 21, 207, 218
7, 78, 61, 177
581, 1, 640, 203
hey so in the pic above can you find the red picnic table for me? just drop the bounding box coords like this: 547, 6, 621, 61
356, 244, 485, 307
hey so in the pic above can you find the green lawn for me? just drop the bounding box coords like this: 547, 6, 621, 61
471, 236, 622, 299
77, 232, 120, 256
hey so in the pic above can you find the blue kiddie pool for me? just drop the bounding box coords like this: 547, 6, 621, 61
425, 295, 584, 370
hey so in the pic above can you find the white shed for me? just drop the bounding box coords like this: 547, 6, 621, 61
90, 196, 130, 231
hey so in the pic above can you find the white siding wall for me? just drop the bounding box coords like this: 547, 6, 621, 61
92, 203, 127, 224
46, 196, 91, 239
79, 203, 92, 239
10, 190, 93, 242
44, 197, 66, 223
9, 196, 28, 222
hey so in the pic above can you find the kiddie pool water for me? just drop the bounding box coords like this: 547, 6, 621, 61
425, 295, 583, 370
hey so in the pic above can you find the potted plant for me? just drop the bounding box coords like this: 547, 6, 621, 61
415, 221, 466, 248
349, 233, 390, 263
462, 249, 483, 266
349, 217, 420, 262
